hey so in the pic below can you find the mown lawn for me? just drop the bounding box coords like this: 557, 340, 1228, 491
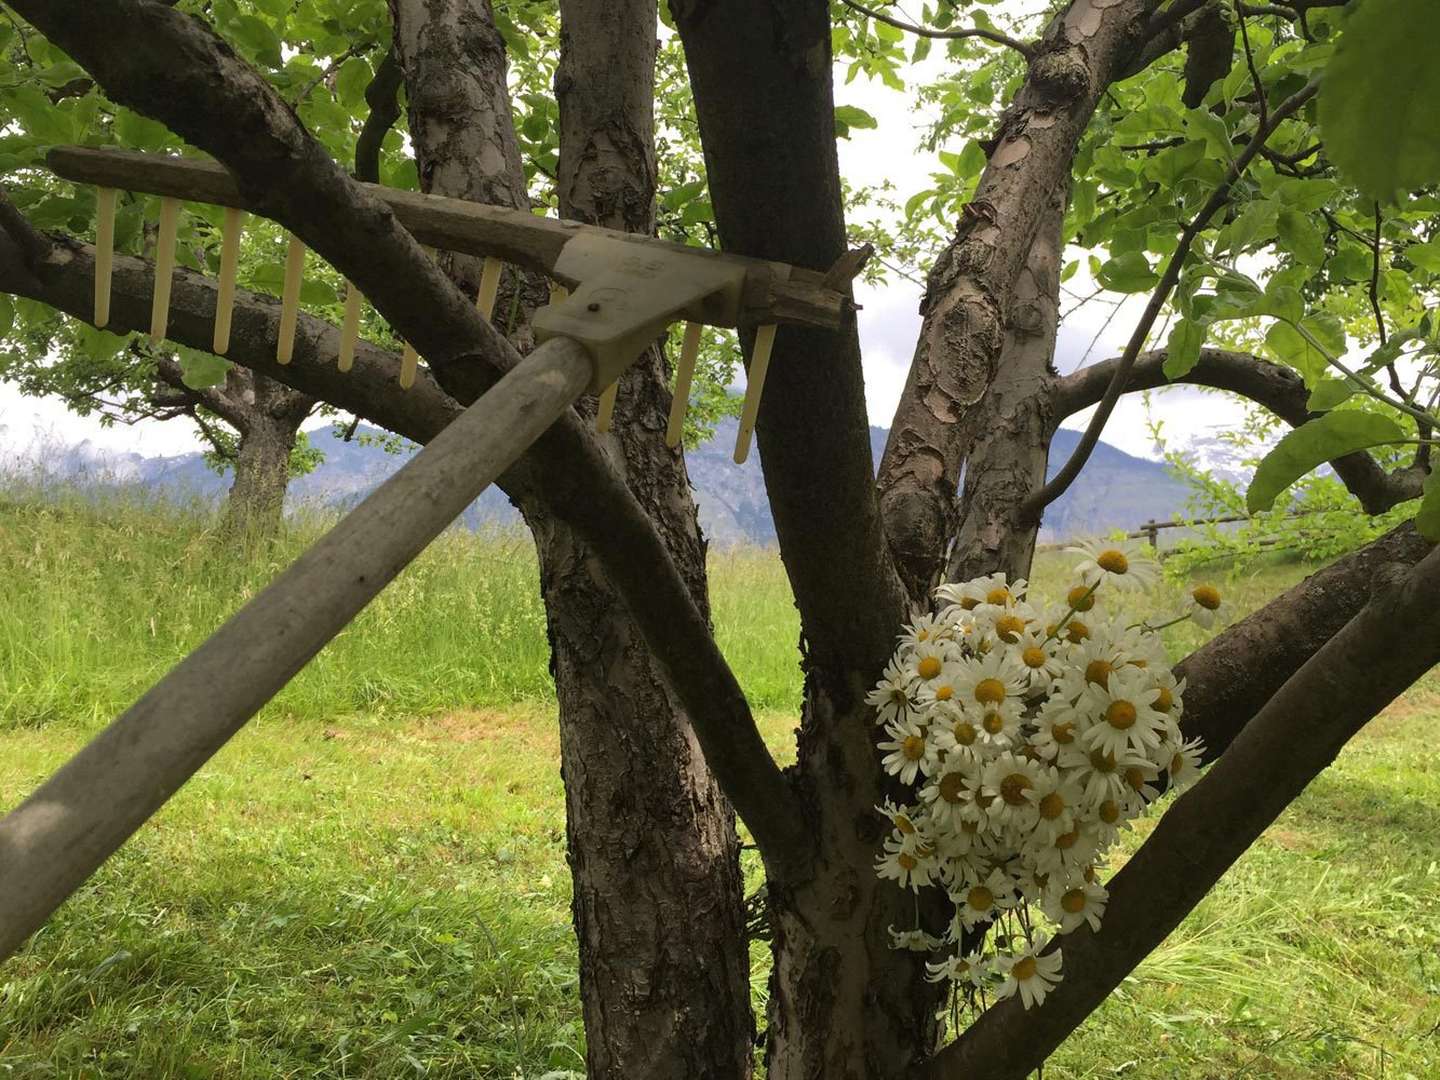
1, 492, 1436, 1077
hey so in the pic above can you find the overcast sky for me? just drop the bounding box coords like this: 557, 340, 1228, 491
0, 8, 1249, 464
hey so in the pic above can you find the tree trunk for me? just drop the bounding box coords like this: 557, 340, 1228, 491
389, 2, 754, 1075
219, 374, 312, 539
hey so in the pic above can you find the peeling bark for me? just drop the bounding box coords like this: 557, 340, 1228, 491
877, 0, 1153, 596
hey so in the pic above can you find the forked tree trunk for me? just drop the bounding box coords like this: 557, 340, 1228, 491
389, 2, 753, 1074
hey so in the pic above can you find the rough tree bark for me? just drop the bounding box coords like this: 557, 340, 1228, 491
390, 2, 753, 1076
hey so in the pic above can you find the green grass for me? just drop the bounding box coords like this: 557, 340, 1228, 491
1, 488, 1436, 1077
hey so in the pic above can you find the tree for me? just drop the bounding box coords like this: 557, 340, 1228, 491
0, 321, 321, 535
0, 1, 1438, 1078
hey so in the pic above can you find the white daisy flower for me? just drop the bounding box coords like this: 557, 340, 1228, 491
1162, 735, 1206, 792
919, 758, 985, 830
953, 650, 1028, 716
936, 572, 1026, 613
1045, 879, 1108, 934
952, 867, 1017, 930
980, 752, 1046, 830
889, 925, 944, 952
1185, 583, 1223, 628
927, 703, 984, 761
866, 656, 916, 725
1031, 698, 1087, 761
875, 799, 926, 839
1080, 666, 1168, 758
908, 639, 957, 688
875, 832, 936, 890
1007, 626, 1063, 692
1026, 767, 1087, 846
1030, 820, 1102, 879
994, 934, 1063, 1009
916, 660, 965, 708
878, 718, 930, 785
1058, 743, 1151, 811
1066, 537, 1159, 592
925, 949, 988, 987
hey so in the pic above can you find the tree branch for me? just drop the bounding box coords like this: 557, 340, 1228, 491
838, 0, 1032, 57
1022, 77, 1321, 520
926, 540, 1440, 1080
3, 0, 812, 871
673, 0, 909, 679
877, 0, 1159, 596
1051, 347, 1428, 513
354, 44, 403, 184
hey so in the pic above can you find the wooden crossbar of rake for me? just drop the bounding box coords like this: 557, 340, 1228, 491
0, 147, 860, 961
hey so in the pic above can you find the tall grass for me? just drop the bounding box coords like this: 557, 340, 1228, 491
0, 480, 803, 730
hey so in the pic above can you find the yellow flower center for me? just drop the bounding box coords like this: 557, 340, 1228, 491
935, 685, 953, 701
960, 597, 979, 610
895, 814, 915, 834
1066, 585, 1096, 612
1089, 749, 1117, 773
1051, 720, 1076, 745
1038, 792, 1065, 820
916, 628, 930, 642
1097, 549, 1129, 574
1099, 799, 1120, 824
1055, 828, 1080, 850
1154, 686, 1174, 713
986, 587, 1011, 606
1192, 584, 1221, 610
1061, 888, 1087, 914
1106, 700, 1137, 730
953, 721, 978, 746
1012, 956, 1037, 980
938, 772, 967, 804
1022, 646, 1047, 669
982, 711, 1005, 735
1085, 659, 1113, 687
1000, 773, 1032, 806
975, 678, 1007, 706
897, 852, 917, 870
1170, 751, 1185, 775
995, 613, 1026, 642
1065, 620, 1090, 644
902, 735, 926, 760
1124, 766, 1148, 792
917, 656, 942, 680
967, 885, 994, 911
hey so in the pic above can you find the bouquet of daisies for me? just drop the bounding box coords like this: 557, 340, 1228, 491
869, 538, 1221, 1012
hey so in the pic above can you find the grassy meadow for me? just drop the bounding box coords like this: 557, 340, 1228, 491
1, 486, 1437, 1078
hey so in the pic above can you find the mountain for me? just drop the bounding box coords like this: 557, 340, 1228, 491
28, 419, 1194, 545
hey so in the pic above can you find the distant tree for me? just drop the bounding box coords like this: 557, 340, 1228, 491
1, 1, 1439, 1078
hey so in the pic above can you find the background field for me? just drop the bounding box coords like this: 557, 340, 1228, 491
2, 489, 1437, 1078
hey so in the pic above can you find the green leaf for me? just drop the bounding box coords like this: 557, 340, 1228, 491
334, 57, 371, 107
1407, 240, 1440, 273
1164, 318, 1205, 379
1330, 242, 1372, 282
834, 104, 878, 138
1306, 377, 1357, 412
1319, 0, 1440, 200
1417, 469, 1440, 541
179, 350, 231, 390
1276, 209, 1326, 266
114, 107, 172, 151
1096, 251, 1158, 294
1247, 411, 1405, 513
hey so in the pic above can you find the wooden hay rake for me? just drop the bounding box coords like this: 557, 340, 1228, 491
0, 146, 855, 960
